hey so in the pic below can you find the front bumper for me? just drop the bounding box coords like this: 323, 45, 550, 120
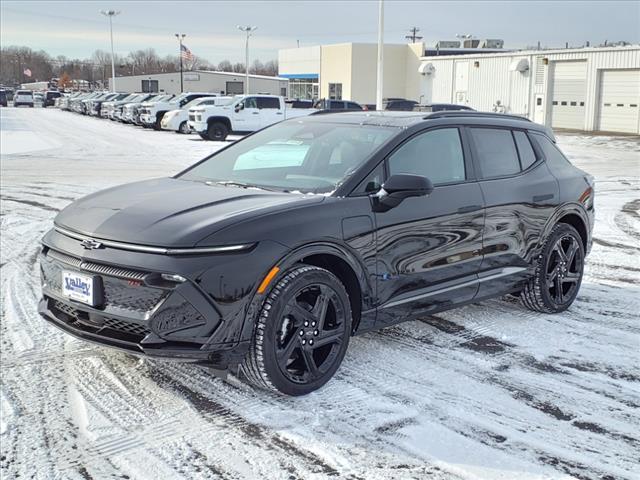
139, 113, 154, 125
38, 244, 250, 369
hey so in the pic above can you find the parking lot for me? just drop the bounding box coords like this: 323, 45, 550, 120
1, 107, 639, 479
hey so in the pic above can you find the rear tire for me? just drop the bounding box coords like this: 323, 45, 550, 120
521, 223, 585, 313
241, 265, 352, 396
207, 121, 229, 141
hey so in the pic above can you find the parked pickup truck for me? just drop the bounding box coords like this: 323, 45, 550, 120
189, 95, 315, 141
139, 92, 217, 130
162, 96, 232, 134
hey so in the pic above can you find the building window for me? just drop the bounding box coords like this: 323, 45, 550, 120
288, 77, 319, 100
141, 79, 159, 93
329, 83, 342, 100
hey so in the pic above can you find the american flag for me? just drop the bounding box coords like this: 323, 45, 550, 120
23, 68, 32, 77
180, 44, 194, 61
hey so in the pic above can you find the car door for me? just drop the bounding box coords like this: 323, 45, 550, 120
256, 97, 284, 127
232, 96, 261, 131
467, 126, 560, 299
374, 126, 485, 326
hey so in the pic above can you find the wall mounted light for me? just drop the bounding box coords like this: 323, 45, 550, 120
543, 57, 549, 65
474, 61, 480, 68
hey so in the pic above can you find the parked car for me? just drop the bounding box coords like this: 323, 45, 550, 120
381, 98, 419, 111
33, 92, 45, 106
0, 90, 7, 107
313, 99, 364, 112
89, 93, 128, 117
163, 96, 232, 134
123, 94, 173, 124
13, 90, 34, 107
101, 93, 145, 119
286, 99, 314, 109
44, 90, 62, 107
38, 110, 595, 396
190, 94, 315, 141
412, 103, 475, 112
139, 92, 216, 130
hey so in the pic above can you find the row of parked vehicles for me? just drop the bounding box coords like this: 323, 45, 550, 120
1, 89, 62, 107
54, 90, 473, 141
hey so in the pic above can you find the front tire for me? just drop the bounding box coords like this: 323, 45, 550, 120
178, 121, 190, 134
207, 121, 229, 141
241, 265, 352, 395
521, 223, 585, 313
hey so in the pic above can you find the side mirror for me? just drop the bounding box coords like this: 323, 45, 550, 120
371, 174, 433, 212
234, 102, 244, 113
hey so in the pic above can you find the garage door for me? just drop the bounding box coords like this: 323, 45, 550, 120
597, 69, 640, 134
549, 61, 587, 130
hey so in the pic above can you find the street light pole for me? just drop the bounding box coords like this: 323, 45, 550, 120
375, 0, 384, 110
237, 26, 257, 94
175, 33, 186, 93
100, 10, 120, 92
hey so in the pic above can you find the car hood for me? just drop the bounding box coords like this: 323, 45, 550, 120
55, 177, 325, 248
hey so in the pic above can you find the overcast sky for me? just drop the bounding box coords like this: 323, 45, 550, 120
2, 1, 639, 63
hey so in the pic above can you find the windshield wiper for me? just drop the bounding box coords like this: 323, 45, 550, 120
207, 180, 277, 192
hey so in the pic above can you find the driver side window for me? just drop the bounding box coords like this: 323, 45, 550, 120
387, 128, 466, 185
244, 97, 258, 109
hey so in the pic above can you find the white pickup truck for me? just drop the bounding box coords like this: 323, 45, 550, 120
139, 92, 217, 130
189, 95, 315, 141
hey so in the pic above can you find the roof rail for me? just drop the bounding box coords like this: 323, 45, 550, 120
424, 111, 532, 122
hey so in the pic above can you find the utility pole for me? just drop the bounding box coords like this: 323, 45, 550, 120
237, 26, 257, 94
100, 10, 120, 92
405, 27, 423, 43
175, 33, 186, 93
376, 0, 384, 111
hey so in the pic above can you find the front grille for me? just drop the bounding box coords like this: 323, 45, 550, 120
47, 248, 146, 280
102, 317, 151, 336
41, 250, 166, 315
51, 300, 151, 340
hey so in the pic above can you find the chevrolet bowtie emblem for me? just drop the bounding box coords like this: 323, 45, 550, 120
80, 239, 103, 250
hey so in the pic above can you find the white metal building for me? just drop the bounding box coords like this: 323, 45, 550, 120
109, 70, 289, 97
419, 46, 640, 134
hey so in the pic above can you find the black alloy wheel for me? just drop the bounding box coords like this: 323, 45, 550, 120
242, 265, 352, 395
545, 234, 583, 306
521, 223, 585, 313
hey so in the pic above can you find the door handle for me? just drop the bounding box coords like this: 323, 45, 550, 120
457, 205, 482, 214
533, 193, 554, 202
276, 112, 283, 115
252, 112, 260, 115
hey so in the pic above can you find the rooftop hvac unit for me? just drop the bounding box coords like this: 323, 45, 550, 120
481, 39, 504, 49
435, 40, 461, 49
463, 39, 480, 48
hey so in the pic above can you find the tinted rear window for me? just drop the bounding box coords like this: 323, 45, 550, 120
470, 128, 521, 178
513, 131, 537, 170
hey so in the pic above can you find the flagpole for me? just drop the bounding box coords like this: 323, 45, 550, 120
175, 33, 186, 93
376, 0, 384, 111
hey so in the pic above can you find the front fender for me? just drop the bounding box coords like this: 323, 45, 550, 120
239, 240, 375, 342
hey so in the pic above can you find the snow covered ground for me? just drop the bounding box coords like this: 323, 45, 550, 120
1, 107, 638, 480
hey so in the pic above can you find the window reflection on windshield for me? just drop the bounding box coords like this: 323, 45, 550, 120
179, 122, 395, 194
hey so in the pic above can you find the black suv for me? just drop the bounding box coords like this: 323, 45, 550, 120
39, 111, 594, 395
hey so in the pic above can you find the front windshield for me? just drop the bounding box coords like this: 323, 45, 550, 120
168, 94, 189, 105
179, 121, 395, 194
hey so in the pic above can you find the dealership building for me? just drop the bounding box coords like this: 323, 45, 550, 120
109, 70, 289, 97
279, 43, 640, 134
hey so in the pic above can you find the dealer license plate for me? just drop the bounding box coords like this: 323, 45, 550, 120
61, 271, 96, 306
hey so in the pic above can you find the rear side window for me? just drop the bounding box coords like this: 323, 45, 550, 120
513, 131, 537, 170
388, 128, 466, 184
531, 133, 572, 167
257, 97, 280, 109
345, 102, 361, 110
470, 128, 521, 178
